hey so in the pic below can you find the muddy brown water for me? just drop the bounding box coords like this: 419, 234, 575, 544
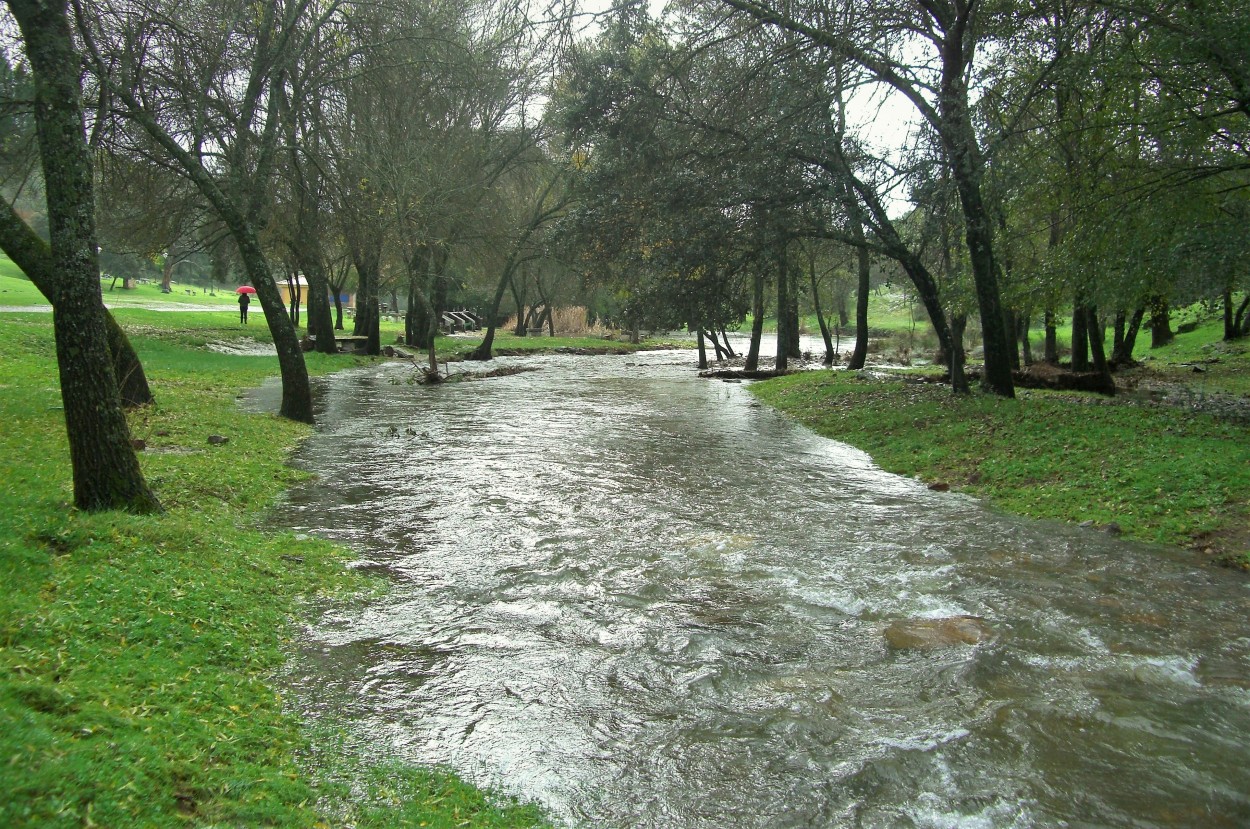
260, 350, 1250, 828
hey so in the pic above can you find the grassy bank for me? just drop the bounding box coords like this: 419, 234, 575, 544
750, 320, 1250, 568
0, 308, 551, 827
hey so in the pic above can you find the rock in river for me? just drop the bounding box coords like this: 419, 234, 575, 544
884, 616, 994, 651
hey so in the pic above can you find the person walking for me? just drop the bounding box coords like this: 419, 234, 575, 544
238, 290, 251, 324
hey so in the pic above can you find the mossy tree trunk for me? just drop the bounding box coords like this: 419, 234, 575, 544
9, 0, 160, 512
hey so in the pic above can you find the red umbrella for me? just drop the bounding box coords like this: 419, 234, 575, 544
235, 286, 257, 294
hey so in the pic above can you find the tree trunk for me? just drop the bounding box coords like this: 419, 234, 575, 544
696, 327, 709, 370
406, 280, 424, 347
1004, 309, 1020, 371
745, 270, 765, 372
285, 269, 301, 327
939, 58, 1014, 397
407, 245, 432, 348
708, 329, 730, 360
784, 270, 801, 360
431, 250, 451, 342
1071, 297, 1090, 371
466, 258, 519, 361
1234, 294, 1250, 337
101, 59, 313, 420
237, 233, 314, 421
1018, 314, 1033, 366
950, 313, 970, 394
161, 253, 175, 293
1111, 307, 1145, 365
295, 251, 335, 354
1149, 297, 1174, 348
847, 241, 870, 371
349, 234, 381, 357
1044, 310, 1059, 364
1085, 306, 1115, 395
775, 250, 790, 372
809, 258, 835, 364
12, 0, 160, 512
1224, 288, 1236, 340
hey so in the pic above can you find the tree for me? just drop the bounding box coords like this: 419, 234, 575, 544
6, 0, 160, 513
715, 0, 1017, 396
78, 0, 317, 423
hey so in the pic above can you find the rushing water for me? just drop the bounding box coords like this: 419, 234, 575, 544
270, 350, 1250, 828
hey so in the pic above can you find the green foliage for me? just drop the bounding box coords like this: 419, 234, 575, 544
0, 311, 550, 828
751, 370, 1250, 562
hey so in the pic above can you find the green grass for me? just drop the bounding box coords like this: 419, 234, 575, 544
0, 311, 552, 828
0, 269, 239, 308
1131, 318, 1250, 396
0, 269, 48, 304
751, 363, 1250, 567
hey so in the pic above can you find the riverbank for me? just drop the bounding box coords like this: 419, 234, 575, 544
0, 310, 551, 827
749, 322, 1250, 569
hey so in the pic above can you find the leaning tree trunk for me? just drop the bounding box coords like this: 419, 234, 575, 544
809, 256, 835, 364
466, 259, 517, 361
235, 234, 313, 421
707, 329, 730, 360
12, 0, 160, 512
102, 64, 313, 421
696, 326, 709, 370
1111, 307, 1145, 365
1085, 306, 1115, 396
1234, 294, 1250, 337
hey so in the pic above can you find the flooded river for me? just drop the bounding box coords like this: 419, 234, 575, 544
272, 350, 1250, 828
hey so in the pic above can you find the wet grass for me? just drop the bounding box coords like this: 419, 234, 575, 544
0, 311, 552, 827
751, 320, 1250, 568
0, 269, 239, 307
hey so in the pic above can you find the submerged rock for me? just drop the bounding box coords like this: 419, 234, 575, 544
884, 616, 994, 651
